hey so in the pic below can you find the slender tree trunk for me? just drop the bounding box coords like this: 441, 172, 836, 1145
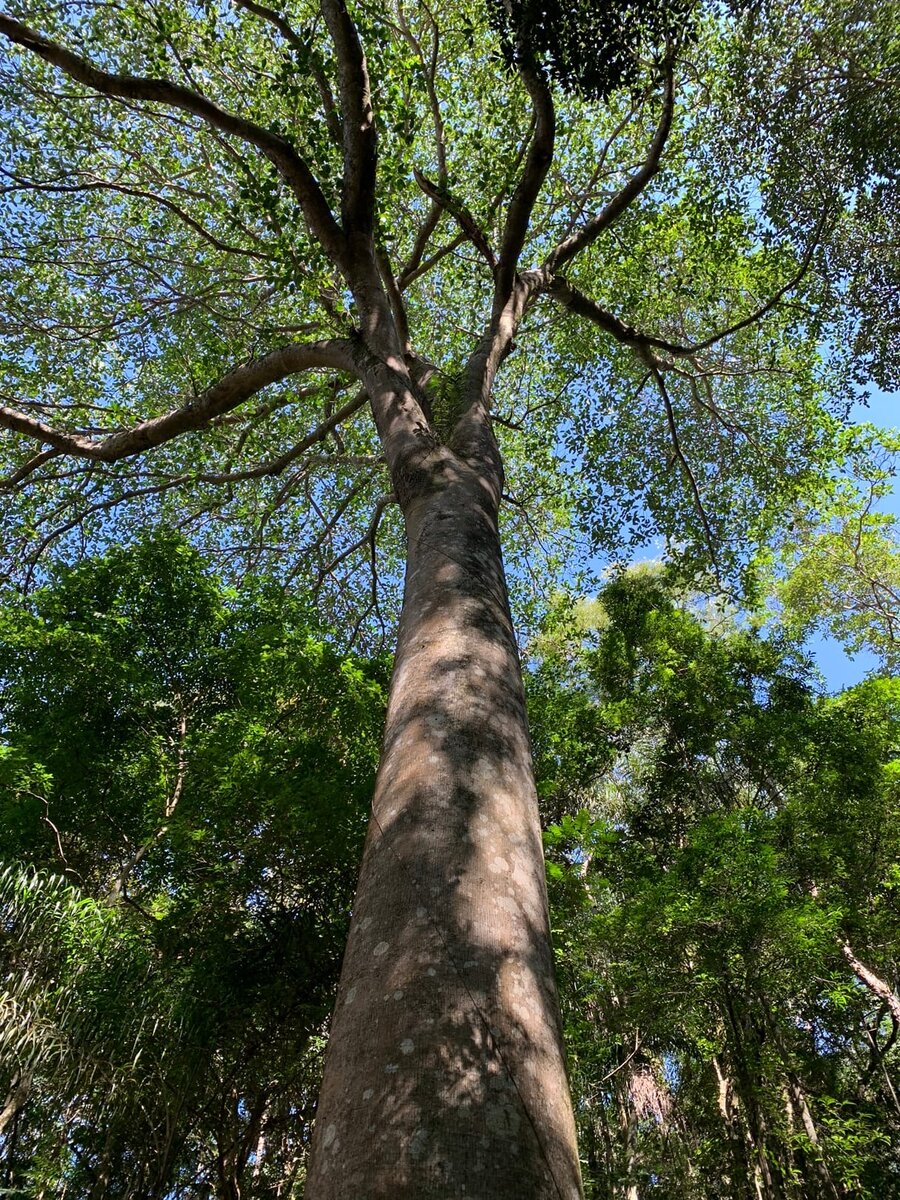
720, 988, 782, 1200
713, 1054, 753, 1193
763, 1007, 842, 1200
305, 460, 583, 1198
783, 1073, 841, 1200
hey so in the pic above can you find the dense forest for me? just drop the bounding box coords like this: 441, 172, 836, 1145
0, 0, 898, 1195
1, 536, 898, 1196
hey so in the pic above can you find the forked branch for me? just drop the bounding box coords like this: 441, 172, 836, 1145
545, 64, 675, 273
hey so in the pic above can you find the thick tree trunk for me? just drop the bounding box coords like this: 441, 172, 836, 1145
305, 464, 583, 1198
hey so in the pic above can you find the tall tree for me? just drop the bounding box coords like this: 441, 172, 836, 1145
0, 1, 895, 1193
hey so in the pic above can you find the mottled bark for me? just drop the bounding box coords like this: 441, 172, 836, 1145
306, 451, 582, 1198
713, 1054, 754, 1193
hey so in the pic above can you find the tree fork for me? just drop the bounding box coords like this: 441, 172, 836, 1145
306, 455, 583, 1198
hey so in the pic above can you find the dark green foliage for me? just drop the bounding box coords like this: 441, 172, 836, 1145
0, 533, 388, 1199
489, 0, 695, 98
530, 573, 900, 1198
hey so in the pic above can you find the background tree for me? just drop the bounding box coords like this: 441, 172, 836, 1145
535, 572, 900, 1198
5, 548, 898, 1197
767, 427, 900, 672
0, 534, 387, 1198
0, 0, 898, 1194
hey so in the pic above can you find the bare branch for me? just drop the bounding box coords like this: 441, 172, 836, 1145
555, 97, 642, 245
496, 60, 555, 302
399, 228, 466, 290
0, 340, 361, 463
546, 276, 670, 353
545, 65, 674, 273
400, 108, 537, 293
319, 0, 376, 236
396, 0, 447, 185
413, 169, 496, 271
0, 13, 345, 266
686, 242, 821, 353
317, 492, 395, 586
192, 389, 373, 483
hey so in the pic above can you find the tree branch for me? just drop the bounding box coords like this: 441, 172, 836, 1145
0, 448, 61, 490
319, 0, 376, 237
396, 0, 447, 186
376, 244, 412, 353
840, 940, 900, 1026
399, 228, 466, 290
496, 60, 555, 303
317, 492, 395, 587
545, 65, 674, 273
233, 0, 343, 145
0, 171, 274, 261
0, 340, 361, 463
413, 169, 496, 271
547, 241, 819, 362
652, 365, 720, 576
0, 13, 346, 267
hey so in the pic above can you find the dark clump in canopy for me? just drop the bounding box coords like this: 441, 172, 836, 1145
489, 0, 696, 97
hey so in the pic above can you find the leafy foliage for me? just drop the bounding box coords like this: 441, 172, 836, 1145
489, 0, 694, 98
0, 534, 387, 1198
0, 0, 888, 611
3, 542, 899, 1197
531, 572, 900, 1198
768, 427, 900, 671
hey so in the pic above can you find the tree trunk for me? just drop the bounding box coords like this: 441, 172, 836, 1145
783, 1073, 841, 1200
305, 462, 583, 1198
712, 1054, 753, 1193
720, 987, 782, 1200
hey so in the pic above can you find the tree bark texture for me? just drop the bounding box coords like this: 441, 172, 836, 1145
305, 460, 583, 1198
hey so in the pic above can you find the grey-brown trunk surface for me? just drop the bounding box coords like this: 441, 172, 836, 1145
305, 473, 583, 1198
